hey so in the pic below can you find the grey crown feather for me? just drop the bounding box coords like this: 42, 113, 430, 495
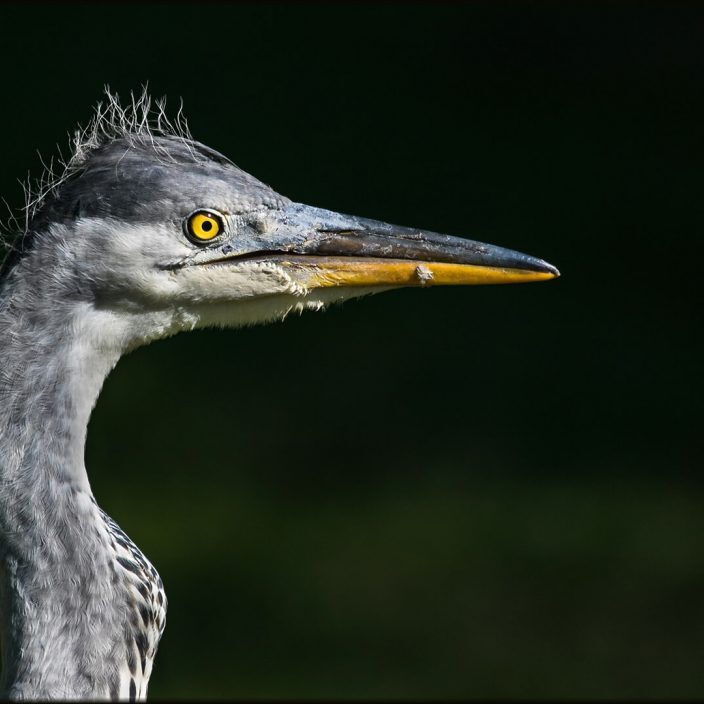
0, 87, 196, 268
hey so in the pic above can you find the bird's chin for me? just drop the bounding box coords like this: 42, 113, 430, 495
190, 285, 390, 331
169, 256, 391, 330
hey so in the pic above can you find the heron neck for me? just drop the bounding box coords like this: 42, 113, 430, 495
0, 298, 119, 494
0, 270, 128, 696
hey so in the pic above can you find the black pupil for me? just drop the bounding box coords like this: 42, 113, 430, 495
201, 219, 213, 232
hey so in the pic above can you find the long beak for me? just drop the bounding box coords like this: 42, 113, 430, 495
203, 203, 560, 288
262, 204, 559, 289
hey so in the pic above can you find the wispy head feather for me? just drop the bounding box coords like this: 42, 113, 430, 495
1, 87, 194, 264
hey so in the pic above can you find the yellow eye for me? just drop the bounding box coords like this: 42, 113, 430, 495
185, 210, 224, 242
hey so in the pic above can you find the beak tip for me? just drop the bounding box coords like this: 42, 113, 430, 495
544, 261, 560, 279
528, 257, 560, 279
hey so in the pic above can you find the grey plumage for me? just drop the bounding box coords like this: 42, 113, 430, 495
0, 90, 558, 700
30, 137, 285, 230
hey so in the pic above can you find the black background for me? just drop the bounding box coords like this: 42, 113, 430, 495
0, 2, 702, 698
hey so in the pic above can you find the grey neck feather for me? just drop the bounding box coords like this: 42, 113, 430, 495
0, 229, 164, 699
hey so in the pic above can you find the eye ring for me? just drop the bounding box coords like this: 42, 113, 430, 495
184, 209, 225, 244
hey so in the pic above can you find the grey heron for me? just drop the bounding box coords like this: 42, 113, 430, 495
0, 91, 558, 700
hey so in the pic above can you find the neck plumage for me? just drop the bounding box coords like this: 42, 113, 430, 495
0, 258, 163, 700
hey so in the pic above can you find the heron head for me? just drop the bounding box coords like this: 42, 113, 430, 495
11, 120, 558, 350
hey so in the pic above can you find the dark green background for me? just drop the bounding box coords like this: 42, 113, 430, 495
1, 2, 702, 698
